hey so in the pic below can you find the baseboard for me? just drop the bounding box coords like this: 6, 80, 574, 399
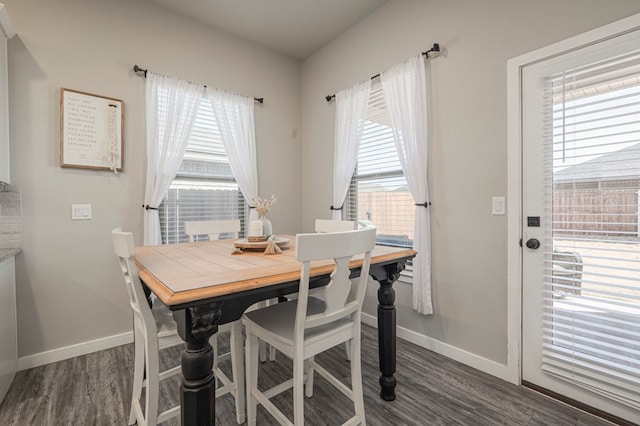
18, 331, 133, 371
17, 316, 512, 380
361, 313, 511, 382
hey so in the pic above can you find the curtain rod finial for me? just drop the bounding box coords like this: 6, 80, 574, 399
422, 43, 441, 58
133, 65, 147, 77
326, 94, 335, 102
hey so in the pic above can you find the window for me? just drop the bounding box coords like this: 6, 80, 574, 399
346, 81, 414, 282
158, 98, 246, 244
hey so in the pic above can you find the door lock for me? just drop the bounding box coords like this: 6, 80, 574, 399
525, 238, 541, 249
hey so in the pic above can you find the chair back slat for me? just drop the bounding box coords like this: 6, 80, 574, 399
324, 256, 352, 313
294, 228, 376, 334
184, 219, 241, 242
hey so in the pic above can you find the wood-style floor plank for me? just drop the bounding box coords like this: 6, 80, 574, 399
0, 324, 611, 425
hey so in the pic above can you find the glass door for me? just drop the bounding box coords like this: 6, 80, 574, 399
521, 25, 640, 423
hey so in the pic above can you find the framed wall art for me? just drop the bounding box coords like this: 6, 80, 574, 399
60, 88, 124, 172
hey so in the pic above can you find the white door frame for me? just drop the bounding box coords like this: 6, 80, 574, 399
506, 13, 640, 386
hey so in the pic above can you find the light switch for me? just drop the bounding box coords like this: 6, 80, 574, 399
71, 204, 92, 220
492, 197, 505, 215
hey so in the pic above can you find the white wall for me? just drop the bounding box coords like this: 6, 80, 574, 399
301, 0, 640, 364
5, 0, 302, 358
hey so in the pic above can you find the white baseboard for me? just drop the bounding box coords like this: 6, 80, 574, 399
18, 316, 512, 382
18, 331, 133, 371
361, 313, 511, 382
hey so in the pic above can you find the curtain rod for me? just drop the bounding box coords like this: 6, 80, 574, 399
324, 43, 441, 102
133, 65, 264, 104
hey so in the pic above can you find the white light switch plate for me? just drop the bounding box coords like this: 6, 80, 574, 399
492, 197, 505, 215
71, 204, 92, 220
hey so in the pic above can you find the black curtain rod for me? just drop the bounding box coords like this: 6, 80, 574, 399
324, 43, 441, 102
133, 65, 264, 104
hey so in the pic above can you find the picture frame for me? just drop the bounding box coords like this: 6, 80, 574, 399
60, 88, 124, 171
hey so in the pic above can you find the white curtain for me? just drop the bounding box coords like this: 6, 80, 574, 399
207, 88, 259, 220
143, 72, 203, 245
332, 80, 371, 219
381, 55, 433, 314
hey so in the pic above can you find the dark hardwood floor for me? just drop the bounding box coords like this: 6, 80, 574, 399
0, 324, 611, 425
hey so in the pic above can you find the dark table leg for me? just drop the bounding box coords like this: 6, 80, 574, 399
370, 261, 407, 401
173, 302, 222, 426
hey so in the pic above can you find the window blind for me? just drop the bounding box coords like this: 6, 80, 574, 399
347, 80, 414, 283
159, 98, 246, 244
541, 49, 640, 409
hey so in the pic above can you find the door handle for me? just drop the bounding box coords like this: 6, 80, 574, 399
526, 238, 541, 249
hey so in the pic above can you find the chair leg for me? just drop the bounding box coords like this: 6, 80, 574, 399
259, 339, 267, 363
129, 327, 144, 425
230, 321, 246, 424
267, 299, 277, 362
258, 337, 277, 363
257, 301, 268, 363
269, 343, 277, 361
211, 334, 219, 369
144, 335, 160, 426
246, 324, 259, 426
350, 332, 366, 425
344, 341, 351, 361
258, 299, 277, 362
304, 357, 314, 398
293, 354, 305, 425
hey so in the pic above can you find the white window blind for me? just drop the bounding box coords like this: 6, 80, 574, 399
542, 49, 640, 409
159, 98, 246, 244
347, 80, 414, 283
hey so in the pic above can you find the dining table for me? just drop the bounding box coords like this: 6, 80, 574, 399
134, 234, 416, 425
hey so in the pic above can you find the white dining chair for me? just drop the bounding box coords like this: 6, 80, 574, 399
112, 228, 183, 425
244, 227, 376, 425
113, 227, 245, 425
183, 219, 246, 423
184, 219, 241, 242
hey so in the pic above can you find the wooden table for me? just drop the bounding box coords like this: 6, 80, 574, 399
135, 235, 416, 425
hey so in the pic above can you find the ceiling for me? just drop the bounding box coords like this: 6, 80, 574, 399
147, 0, 389, 60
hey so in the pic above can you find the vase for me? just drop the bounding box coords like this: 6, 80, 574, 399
259, 215, 273, 236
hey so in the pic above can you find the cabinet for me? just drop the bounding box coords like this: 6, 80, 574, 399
0, 256, 16, 403
0, 4, 14, 184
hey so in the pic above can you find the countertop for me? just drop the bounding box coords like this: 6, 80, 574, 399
0, 248, 21, 262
